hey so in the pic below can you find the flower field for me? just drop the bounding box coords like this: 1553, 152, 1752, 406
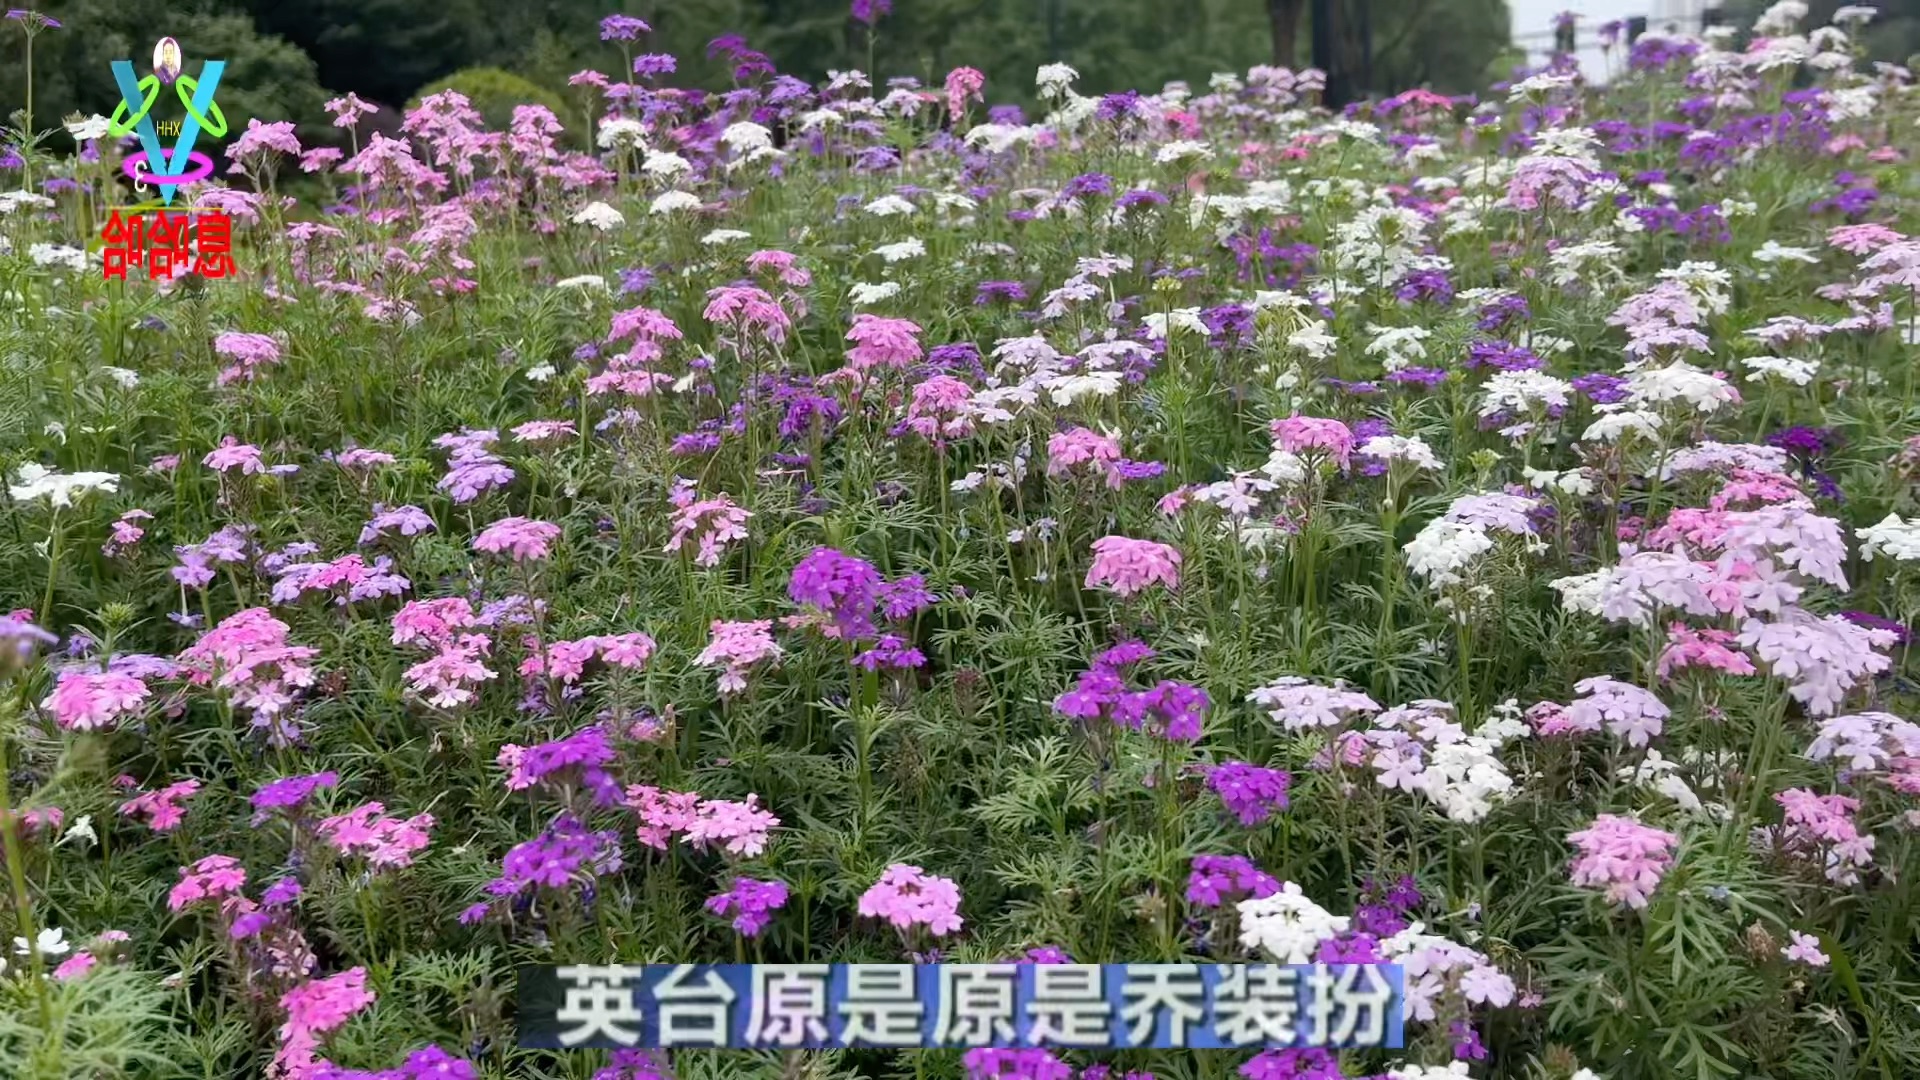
4, 3, 1920, 1079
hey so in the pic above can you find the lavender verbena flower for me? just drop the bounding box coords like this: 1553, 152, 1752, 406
0, 613, 57, 674
1571, 372, 1630, 404
962, 1050, 1069, 1080
1186, 854, 1281, 908
600, 14, 651, 41
877, 575, 938, 620
250, 771, 340, 825
788, 547, 883, 639
1207, 762, 1292, 826
704, 878, 791, 937
476, 815, 625, 913
496, 725, 622, 804
1240, 1049, 1342, 1080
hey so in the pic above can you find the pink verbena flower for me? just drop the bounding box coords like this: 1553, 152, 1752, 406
176, 608, 320, 743
609, 305, 684, 343
102, 508, 153, 557
1783, 930, 1830, 966
520, 633, 656, 683
695, 620, 782, 694
1772, 788, 1876, 884
43, 670, 149, 731
667, 485, 752, 567
404, 641, 496, 708
1269, 415, 1355, 468
902, 375, 979, 444
511, 419, 578, 444
857, 863, 964, 936
944, 67, 986, 118
204, 436, 268, 475
1566, 675, 1670, 747
169, 854, 248, 912
686, 795, 780, 857
316, 802, 435, 869
324, 93, 379, 127
625, 785, 704, 849
273, 968, 375, 1079
390, 598, 480, 649
747, 249, 811, 288
1656, 623, 1756, 679
845, 314, 923, 372
213, 332, 283, 385
335, 447, 397, 471
1046, 427, 1123, 487
704, 285, 791, 345
1084, 535, 1182, 596
472, 516, 561, 561
271, 552, 411, 606
52, 952, 97, 980
1567, 813, 1679, 909
119, 779, 200, 832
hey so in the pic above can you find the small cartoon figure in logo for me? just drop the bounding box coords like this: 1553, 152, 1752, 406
153, 37, 183, 86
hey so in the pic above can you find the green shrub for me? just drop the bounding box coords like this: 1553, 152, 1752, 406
407, 66, 573, 139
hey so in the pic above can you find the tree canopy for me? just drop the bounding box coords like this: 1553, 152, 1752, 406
7, 0, 1529, 143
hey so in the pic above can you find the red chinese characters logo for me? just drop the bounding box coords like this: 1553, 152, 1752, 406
100, 209, 237, 280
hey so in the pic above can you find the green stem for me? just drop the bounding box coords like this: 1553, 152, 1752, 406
38, 513, 59, 627
0, 688, 52, 1026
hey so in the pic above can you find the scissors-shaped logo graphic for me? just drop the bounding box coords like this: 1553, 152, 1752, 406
108, 41, 227, 206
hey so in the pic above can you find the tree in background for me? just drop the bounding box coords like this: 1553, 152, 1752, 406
7, 0, 1528, 157
1, 4, 331, 145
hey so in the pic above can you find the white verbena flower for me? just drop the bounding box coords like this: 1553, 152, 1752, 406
1859, 513, 1920, 562
1582, 406, 1664, 444
643, 151, 692, 178
10, 463, 120, 508
649, 190, 701, 215
570, 201, 625, 231
864, 195, 917, 217
66, 114, 111, 141
1236, 882, 1350, 963
1154, 140, 1212, 165
848, 281, 902, 306
1359, 435, 1441, 471
1405, 519, 1493, 590
872, 239, 926, 263
1035, 62, 1080, 98
1479, 370, 1572, 419
1627, 362, 1739, 415
721, 121, 772, 154
1752, 240, 1820, 264
14, 927, 69, 957
1742, 355, 1819, 386
596, 118, 646, 150
58, 815, 96, 848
